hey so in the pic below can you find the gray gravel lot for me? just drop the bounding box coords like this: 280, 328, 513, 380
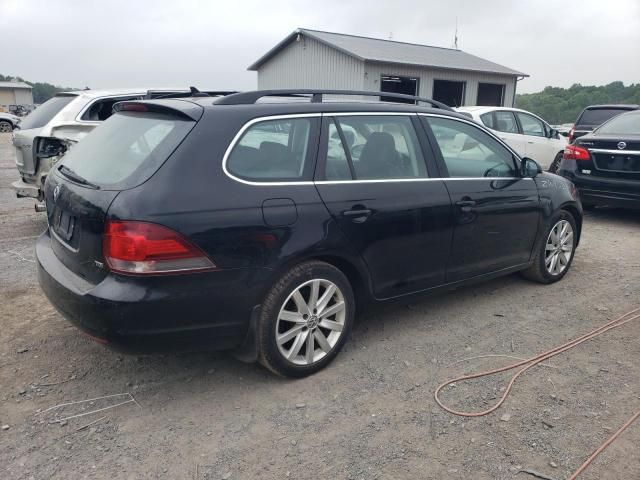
0, 132, 638, 480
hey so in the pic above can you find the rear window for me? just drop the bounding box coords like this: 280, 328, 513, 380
59, 112, 194, 189
20, 95, 76, 130
596, 111, 640, 135
578, 108, 631, 126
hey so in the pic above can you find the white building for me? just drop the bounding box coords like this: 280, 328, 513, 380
249, 29, 528, 107
0, 81, 34, 108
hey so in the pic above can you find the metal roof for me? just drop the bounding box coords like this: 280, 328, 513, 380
0, 81, 32, 89
249, 29, 528, 77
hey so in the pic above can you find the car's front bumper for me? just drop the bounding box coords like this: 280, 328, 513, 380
36, 229, 266, 353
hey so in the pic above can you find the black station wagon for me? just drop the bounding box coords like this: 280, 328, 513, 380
37, 89, 583, 377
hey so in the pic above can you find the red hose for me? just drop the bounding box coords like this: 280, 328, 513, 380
434, 307, 640, 478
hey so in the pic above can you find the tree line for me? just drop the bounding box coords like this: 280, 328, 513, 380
0, 74, 77, 104
515, 82, 640, 125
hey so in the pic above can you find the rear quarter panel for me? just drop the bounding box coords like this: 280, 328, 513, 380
534, 172, 583, 243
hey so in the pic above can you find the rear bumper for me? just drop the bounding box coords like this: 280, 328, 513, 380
36, 229, 267, 353
559, 167, 640, 209
12, 178, 40, 199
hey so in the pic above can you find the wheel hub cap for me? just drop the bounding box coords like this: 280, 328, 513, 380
545, 219, 574, 276
306, 315, 319, 329
276, 278, 346, 366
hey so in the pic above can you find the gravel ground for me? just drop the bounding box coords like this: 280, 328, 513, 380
0, 131, 638, 480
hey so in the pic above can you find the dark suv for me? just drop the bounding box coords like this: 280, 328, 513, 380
37, 90, 583, 377
569, 104, 639, 143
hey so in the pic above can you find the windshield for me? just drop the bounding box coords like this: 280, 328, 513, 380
59, 112, 194, 189
20, 95, 76, 130
578, 108, 631, 126
596, 111, 640, 135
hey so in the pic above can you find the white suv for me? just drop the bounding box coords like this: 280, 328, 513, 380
11, 88, 199, 205
455, 106, 567, 171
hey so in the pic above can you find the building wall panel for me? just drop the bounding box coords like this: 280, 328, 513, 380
257, 37, 365, 92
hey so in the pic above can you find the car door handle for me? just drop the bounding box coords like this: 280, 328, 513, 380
455, 200, 476, 207
342, 208, 372, 222
527, 141, 534, 144
343, 208, 372, 217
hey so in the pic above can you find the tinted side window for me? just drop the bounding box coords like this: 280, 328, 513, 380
427, 116, 517, 178
227, 118, 314, 181
493, 111, 518, 133
325, 120, 353, 180
480, 112, 495, 129
331, 116, 427, 180
516, 112, 544, 137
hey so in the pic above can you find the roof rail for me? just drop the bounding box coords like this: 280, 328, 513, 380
213, 89, 453, 110
145, 89, 238, 100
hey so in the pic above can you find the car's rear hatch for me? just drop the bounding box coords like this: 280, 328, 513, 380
13, 94, 78, 175
43, 100, 202, 283
585, 136, 640, 179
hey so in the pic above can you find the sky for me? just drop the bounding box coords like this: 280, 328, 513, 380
1, 0, 639, 94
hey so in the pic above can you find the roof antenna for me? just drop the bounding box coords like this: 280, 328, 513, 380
453, 17, 459, 49
189, 86, 209, 97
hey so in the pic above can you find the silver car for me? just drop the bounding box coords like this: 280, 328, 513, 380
12, 89, 155, 203
0, 112, 21, 132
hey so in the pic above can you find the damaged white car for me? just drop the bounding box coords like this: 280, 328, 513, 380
12, 88, 199, 209
12, 90, 152, 207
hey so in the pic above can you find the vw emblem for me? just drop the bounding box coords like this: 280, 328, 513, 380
53, 184, 61, 202
617, 141, 627, 150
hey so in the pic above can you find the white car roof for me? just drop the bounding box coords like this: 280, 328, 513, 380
55, 88, 192, 100
456, 106, 535, 115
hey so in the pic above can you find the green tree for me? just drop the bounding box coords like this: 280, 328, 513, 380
516, 82, 640, 124
0, 74, 76, 104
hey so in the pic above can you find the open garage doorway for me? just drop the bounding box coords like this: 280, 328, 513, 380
477, 83, 505, 106
380, 75, 419, 104
432, 80, 465, 107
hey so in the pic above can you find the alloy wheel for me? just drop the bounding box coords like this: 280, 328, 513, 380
545, 219, 574, 275
276, 278, 346, 366
0, 122, 12, 133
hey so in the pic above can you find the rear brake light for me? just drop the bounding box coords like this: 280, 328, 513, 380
563, 145, 590, 161
36, 137, 67, 158
568, 126, 575, 143
118, 103, 149, 112
103, 221, 215, 275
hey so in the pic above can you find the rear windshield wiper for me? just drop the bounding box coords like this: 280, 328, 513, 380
58, 164, 100, 189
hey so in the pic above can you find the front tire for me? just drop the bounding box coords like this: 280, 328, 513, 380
257, 261, 355, 377
521, 210, 577, 284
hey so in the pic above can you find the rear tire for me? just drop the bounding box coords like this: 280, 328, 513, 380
0, 121, 13, 133
548, 152, 563, 173
521, 210, 577, 284
257, 261, 354, 377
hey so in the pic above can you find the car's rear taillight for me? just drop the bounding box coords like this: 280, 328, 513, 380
568, 126, 575, 143
36, 137, 67, 158
563, 145, 590, 161
103, 221, 215, 275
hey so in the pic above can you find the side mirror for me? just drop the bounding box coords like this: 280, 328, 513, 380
522, 157, 542, 177
548, 128, 558, 139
